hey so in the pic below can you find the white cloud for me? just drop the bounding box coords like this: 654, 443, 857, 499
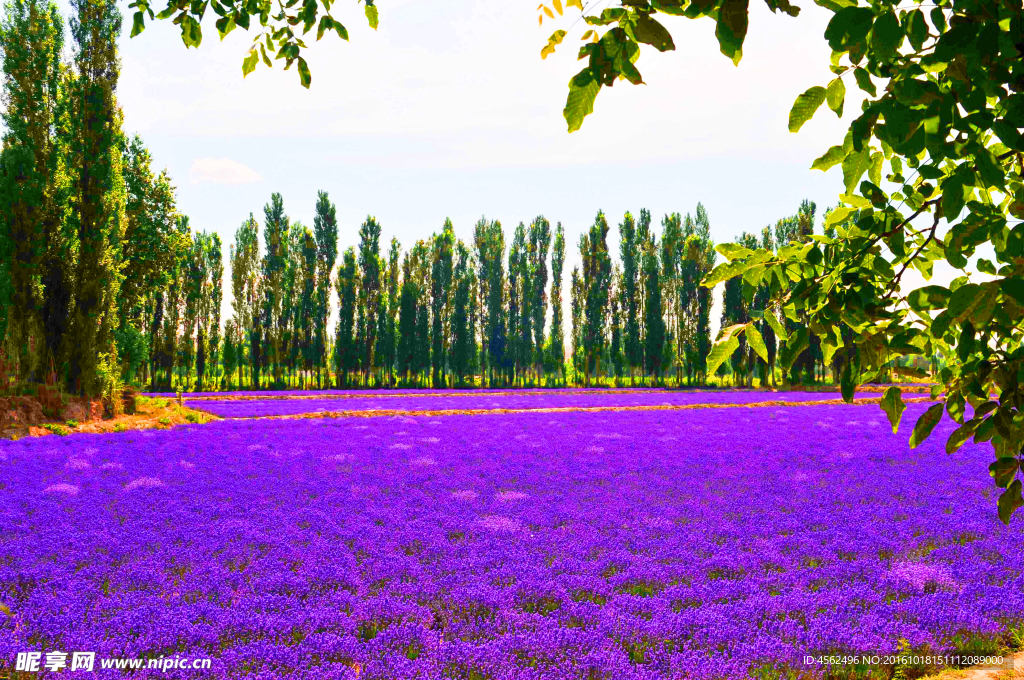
187, 157, 263, 185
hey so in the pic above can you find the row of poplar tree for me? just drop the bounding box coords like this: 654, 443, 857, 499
141, 194, 834, 391
0, 0, 838, 394
211, 199, 723, 390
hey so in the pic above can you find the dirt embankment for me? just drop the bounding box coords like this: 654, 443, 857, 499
0, 392, 215, 439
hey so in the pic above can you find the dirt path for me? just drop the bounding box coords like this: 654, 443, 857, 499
923, 652, 1023, 680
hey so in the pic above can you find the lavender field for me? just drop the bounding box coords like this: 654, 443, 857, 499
1, 395, 1022, 679
183, 389, 883, 418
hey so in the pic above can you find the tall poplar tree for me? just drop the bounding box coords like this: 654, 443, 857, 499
430, 222, 454, 388
261, 192, 289, 385
508, 222, 525, 385
528, 216, 551, 382
230, 214, 259, 389
383, 237, 400, 387
484, 221, 506, 387
397, 253, 417, 383
357, 216, 381, 386
619, 211, 641, 383
335, 247, 357, 387
0, 0, 65, 380
66, 0, 127, 394
312, 191, 337, 387
580, 211, 612, 385
548, 222, 565, 384
643, 232, 665, 382
451, 242, 471, 386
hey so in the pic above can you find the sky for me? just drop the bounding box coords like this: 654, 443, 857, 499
31, 0, 990, 345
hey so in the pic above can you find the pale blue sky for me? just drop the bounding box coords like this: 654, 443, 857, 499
24, 0, 981, 341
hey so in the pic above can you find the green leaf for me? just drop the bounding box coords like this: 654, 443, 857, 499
764, 309, 788, 343
947, 283, 982, 324
906, 9, 927, 51
945, 392, 966, 424
131, 11, 147, 37
946, 421, 977, 454
868, 151, 883, 186
541, 29, 567, 59
974, 148, 1004, 190
906, 285, 950, 312
564, 70, 601, 133
716, 242, 754, 261
316, 14, 332, 40
870, 11, 902, 58
811, 145, 846, 171
364, 1, 378, 29
824, 6, 874, 52
842, 148, 870, 194
634, 13, 675, 51
215, 15, 235, 39
779, 326, 809, 372
745, 323, 769, 364
941, 170, 967, 221
819, 327, 842, 366
242, 48, 259, 77
297, 56, 311, 87
880, 386, 905, 434
1004, 277, 1024, 306
997, 480, 1023, 525
853, 67, 876, 96
715, 0, 749, 65
702, 260, 748, 287
990, 458, 1020, 489
826, 77, 845, 117
181, 14, 203, 48
977, 258, 996, 276
930, 309, 952, 338
706, 334, 740, 379
909, 403, 944, 449
788, 86, 827, 133
825, 205, 856, 227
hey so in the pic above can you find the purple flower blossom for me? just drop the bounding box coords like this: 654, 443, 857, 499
0, 401, 1019, 680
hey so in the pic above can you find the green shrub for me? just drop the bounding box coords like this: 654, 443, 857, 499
65, 420, 78, 428
43, 423, 69, 436
158, 417, 171, 426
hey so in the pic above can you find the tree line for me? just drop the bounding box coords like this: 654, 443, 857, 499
102, 190, 839, 392
0, 0, 836, 394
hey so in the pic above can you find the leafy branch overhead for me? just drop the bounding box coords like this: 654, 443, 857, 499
698, 0, 1024, 523
538, 0, 798, 131
127, 0, 379, 87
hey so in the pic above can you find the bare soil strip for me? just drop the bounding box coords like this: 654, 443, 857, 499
159, 385, 935, 402
200, 395, 937, 422
920, 652, 1023, 680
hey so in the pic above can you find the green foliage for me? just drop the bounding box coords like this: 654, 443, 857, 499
114, 323, 149, 382
127, 0, 370, 88
309, 193, 337, 386
96, 352, 124, 417
66, 0, 127, 396
335, 247, 358, 387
